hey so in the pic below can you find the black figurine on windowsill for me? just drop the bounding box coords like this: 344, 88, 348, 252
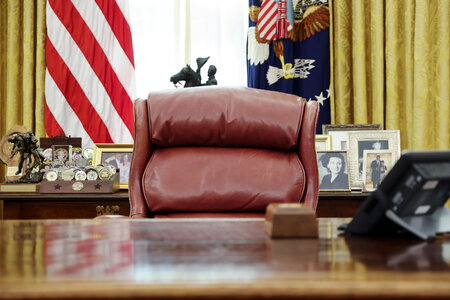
170, 56, 218, 88
206, 65, 217, 86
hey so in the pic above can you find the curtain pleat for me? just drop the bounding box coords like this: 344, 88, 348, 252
0, 0, 46, 182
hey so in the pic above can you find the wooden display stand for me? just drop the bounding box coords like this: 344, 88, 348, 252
40, 173, 120, 194
39, 136, 82, 149
0, 183, 39, 193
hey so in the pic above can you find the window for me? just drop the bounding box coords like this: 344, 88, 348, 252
129, 0, 248, 98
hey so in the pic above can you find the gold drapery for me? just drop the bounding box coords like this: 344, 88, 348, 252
0, 0, 46, 182
330, 0, 449, 150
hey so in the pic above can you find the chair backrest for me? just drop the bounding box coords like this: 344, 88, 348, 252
129, 86, 319, 218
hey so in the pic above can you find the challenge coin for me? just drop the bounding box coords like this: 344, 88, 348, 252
98, 167, 112, 181
86, 168, 98, 181
83, 148, 94, 159
44, 169, 58, 181
72, 181, 84, 191
74, 170, 87, 181
62, 169, 75, 181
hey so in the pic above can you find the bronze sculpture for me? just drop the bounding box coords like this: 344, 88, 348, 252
170, 57, 218, 88
206, 65, 217, 85
6, 131, 44, 183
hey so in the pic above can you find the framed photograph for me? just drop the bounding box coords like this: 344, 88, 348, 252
362, 150, 395, 192
93, 143, 133, 189
347, 130, 401, 189
315, 135, 332, 151
317, 151, 351, 191
322, 124, 382, 151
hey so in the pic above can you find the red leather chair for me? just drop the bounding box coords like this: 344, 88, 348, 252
129, 86, 319, 218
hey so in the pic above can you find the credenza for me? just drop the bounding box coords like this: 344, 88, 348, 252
0, 191, 369, 219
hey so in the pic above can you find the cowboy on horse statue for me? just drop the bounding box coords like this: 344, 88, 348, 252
170, 57, 217, 88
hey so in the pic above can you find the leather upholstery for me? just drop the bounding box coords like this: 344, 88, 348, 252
149, 87, 303, 149
129, 86, 319, 218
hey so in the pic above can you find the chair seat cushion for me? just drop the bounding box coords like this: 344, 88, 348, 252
143, 147, 305, 213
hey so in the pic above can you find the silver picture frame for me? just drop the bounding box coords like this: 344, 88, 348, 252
347, 130, 401, 189
322, 124, 382, 151
362, 149, 396, 192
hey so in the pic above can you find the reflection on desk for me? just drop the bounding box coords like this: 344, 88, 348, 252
0, 218, 449, 299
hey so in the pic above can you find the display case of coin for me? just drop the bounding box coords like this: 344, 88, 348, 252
40, 165, 120, 194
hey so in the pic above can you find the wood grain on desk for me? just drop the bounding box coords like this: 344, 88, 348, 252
0, 191, 368, 219
0, 218, 449, 299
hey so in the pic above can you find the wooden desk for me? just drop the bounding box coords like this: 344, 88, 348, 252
0, 192, 368, 219
0, 218, 449, 299
0, 191, 130, 219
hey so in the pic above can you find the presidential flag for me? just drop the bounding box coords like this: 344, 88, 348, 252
45, 0, 136, 148
247, 0, 330, 133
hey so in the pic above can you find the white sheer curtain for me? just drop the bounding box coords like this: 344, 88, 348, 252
129, 0, 248, 98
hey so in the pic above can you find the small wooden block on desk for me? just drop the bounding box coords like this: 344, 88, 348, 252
265, 203, 318, 238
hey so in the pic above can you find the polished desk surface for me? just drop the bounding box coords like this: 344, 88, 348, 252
0, 218, 449, 299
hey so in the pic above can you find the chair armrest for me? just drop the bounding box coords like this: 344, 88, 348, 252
129, 99, 153, 218
298, 100, 320, 211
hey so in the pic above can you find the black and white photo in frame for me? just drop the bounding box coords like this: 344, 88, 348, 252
317, 151, 351, 191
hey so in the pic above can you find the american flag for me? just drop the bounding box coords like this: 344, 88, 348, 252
257, 0, 292, 41
257, 0, 277, 40
45, 0, 136, 148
